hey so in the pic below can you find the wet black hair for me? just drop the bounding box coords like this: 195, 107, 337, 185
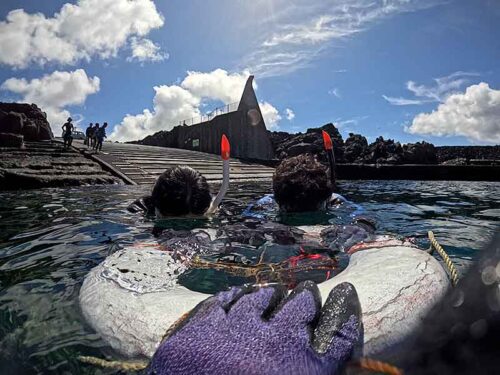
151, 166, 212, 216
273, 154, 333, 212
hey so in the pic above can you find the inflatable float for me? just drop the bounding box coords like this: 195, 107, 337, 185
80, 236, 450, 358
79, 133, 451, 359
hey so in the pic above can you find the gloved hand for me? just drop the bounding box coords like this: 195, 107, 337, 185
147, 281, 362, 375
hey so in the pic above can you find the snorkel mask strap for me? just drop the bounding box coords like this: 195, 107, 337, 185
206, 134, 230, 214
322, 130, 336, 188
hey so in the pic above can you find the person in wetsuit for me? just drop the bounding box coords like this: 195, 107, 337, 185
61, 117, 74, 149
128, 165, 212, 218
273, 154, 333, 212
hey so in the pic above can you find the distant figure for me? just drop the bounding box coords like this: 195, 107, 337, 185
95, 122, 107, 153
85, 123, 93, 147
273, 154, 333, 212
61, 117, 74, 149
91, 123, 100, 149
128, 166, 212, 217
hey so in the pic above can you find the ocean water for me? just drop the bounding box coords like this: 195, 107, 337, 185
0, 180, 499, 374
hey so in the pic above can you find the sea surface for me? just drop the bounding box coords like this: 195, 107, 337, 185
0, 180, 499, 374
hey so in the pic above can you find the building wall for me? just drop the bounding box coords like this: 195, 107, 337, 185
139, 75, 275, 160
167, 110, 275, 160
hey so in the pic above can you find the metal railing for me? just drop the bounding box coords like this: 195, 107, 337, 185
175, 102, 239, 127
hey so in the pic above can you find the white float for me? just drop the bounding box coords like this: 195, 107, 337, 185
79, 244, 449, 359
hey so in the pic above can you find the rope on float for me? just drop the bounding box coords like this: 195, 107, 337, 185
78, 356, 147, 371
353, 357, 404, 375
428, 231, 459, 287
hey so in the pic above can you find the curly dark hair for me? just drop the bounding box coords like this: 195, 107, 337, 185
273, 154, 333, 212
151, 166, 212, 216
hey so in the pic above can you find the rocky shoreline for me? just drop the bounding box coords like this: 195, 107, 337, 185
136, 121, 499, 166
0, 141, 120, 190
270, 123, 499, 166
0, 102, 121, 190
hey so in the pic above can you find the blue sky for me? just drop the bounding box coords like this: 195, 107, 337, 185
0, 0, 499, 145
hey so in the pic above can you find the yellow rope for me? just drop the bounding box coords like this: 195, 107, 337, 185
354, 357, 404, 375
428, 231, 459, 287
78, 356, 147, 371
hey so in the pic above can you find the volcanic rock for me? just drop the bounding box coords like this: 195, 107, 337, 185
271, 123, 344, 162
0, 133, 24, 148
402, 141, 437, 164
436, 146, 500, 164
0, 103, 53, 143
0, 141, 119, 190
359, 137, 403, 164
1, 112, 24, 134
344, 133, 368, 162
287, 142, 322, 157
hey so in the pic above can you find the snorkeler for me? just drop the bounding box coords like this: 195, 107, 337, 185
130, 165, 213, 217
244, 131, 339, 216
273, 154, 333, 213
128, 135, 231, 218
243, 129, 365, 222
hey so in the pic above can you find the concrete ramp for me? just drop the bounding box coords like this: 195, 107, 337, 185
73, 141, 274, 185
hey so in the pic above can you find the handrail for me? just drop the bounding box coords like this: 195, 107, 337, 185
174, 101, 239, 127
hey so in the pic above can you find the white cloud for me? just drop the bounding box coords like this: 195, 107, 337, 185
1, 69, 100, 126
407, 82, 500, 143
111, 85, 201, 142
328, 88, 341, 99
383, 71, 480, 105
382, 95, 429, 106
128, 37, 168, 63
335, 115, 369, 128
284, 108, 295, 121
260, 102, 281, 130
245, 0, 441, 77
110, 69, 281, 141
262, 15, 357, 47
181, 69, 251, 104
0, 0, 164, 68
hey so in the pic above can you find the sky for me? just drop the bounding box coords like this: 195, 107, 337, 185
0, 0, 499, 145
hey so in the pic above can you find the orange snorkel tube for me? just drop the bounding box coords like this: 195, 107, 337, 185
206, 134, 230, 214
322, 130, 336, 188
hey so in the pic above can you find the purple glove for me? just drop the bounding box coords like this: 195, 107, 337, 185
147, 281, 362, 375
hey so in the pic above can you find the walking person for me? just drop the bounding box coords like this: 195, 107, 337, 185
85, 123, 93, 148
61, 117, 74, 149
91, 123, 100, 149
95, 122, 107, 153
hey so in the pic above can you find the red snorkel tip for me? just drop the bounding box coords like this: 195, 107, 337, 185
221, 134, 230, 160
322, 130, 333, 151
